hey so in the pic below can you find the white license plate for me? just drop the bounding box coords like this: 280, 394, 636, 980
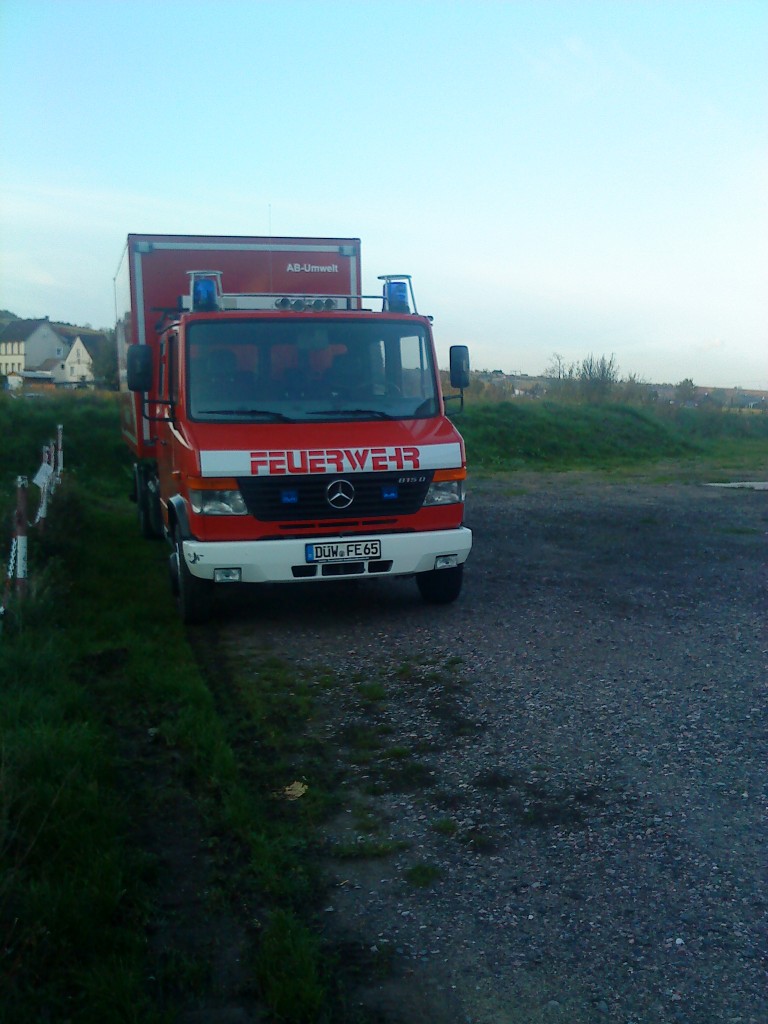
305, 539, 382, 563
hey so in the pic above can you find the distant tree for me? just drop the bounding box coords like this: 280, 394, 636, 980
545, 352, 569, 380
579, 353, 619, 403
675, 378, 696, 404
92, 329, 118, 389
545, 352, 578, 400
620, 372, 648, 405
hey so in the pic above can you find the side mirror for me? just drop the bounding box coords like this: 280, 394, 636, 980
449, 345, 470, 390
127, 345, 153, 392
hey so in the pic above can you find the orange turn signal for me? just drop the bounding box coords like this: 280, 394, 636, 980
432, 467, 466, 482
186, 476, 239, 490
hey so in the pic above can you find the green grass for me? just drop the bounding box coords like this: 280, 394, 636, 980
1, 498, 165, 1021
0, 391, 130, 503
254, 910, 326, 1021
329, 838, 409, 860
430, 817, 459, 837
403, 863, 442, 888
356, 681, 387, 702
2, 390, 767, 1021
0, 392, 336, 1021
457, 400, 768, 473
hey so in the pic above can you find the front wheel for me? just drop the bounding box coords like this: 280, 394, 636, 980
416, 564, 464, 604
173, 531, 213, 624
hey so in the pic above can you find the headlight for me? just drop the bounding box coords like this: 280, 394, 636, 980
189, 489, 248, 515
423, 479, 464, 505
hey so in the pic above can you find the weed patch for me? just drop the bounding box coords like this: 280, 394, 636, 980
403, 863, 443, 888
330, 839, 409, 860
255, 909, 326, 1020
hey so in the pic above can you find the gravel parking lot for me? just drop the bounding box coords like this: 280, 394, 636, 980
218, 473, 767, 1024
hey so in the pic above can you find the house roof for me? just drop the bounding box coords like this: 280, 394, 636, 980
0, 319, 106, 346
73, 332, 108, 359
0, 319, 52, 343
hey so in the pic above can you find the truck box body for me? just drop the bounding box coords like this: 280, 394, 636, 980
117, 233, 471, 620
116, 234, 362, 459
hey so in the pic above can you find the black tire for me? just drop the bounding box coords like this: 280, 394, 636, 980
416, 563, 464, 604
174, 530, 213, 624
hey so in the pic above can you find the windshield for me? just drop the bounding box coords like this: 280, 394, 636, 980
186, 318, 440, 422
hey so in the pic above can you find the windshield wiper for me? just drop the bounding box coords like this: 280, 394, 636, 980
308, 408, 395, 420
197, 409, 293, 421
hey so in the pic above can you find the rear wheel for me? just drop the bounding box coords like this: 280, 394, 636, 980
416, 563, 464, 604
174, 530, 213, 624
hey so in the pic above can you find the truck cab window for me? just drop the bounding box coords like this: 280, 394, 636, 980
187, 319, 439, 422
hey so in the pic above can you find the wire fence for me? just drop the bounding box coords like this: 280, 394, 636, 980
1, 424, 64, 632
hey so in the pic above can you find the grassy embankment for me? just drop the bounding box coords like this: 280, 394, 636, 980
1, 392, 767, 1022
458, 399, 768, 478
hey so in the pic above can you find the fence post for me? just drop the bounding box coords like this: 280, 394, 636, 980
40, 445, 52, 531
15, 476, 28, 599
56, 424, 64, 480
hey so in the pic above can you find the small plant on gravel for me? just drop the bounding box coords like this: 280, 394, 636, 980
351, 803, 384, 834
430, 816, 459, 836
383, 745, 411, 760
380, 759, 435, 792
339, 722, 387, 760
357, 681, 387, 702
459, 825, 502, 853
330, 838, 410, 860
404, 862, 443, 887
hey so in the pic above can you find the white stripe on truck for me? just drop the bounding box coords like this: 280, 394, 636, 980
199, 442, 463, 477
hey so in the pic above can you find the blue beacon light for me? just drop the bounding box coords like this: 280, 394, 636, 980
193, 277, 219, 311
385, 280, 409, 313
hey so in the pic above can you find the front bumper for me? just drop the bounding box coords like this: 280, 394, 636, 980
180, 527, 472, 584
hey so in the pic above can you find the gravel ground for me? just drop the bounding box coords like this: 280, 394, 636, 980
217, 473, 767, 1024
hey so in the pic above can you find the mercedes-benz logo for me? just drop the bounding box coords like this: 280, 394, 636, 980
326, 478, 355, 509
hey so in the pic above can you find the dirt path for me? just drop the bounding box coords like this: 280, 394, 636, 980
199, 474, 767, 1023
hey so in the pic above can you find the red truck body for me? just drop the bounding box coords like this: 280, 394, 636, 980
116, 233, 471, 621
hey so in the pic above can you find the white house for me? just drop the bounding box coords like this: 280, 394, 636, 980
63, 336, 96, 385
1, 319, 109, 387
0, 319, 69, 378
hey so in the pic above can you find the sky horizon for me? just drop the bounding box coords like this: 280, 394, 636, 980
1, 0, 766, 389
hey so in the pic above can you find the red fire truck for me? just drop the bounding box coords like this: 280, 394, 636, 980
116, 234, 471, 622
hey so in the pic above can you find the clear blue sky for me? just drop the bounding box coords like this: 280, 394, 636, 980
1, 0, 766, 387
